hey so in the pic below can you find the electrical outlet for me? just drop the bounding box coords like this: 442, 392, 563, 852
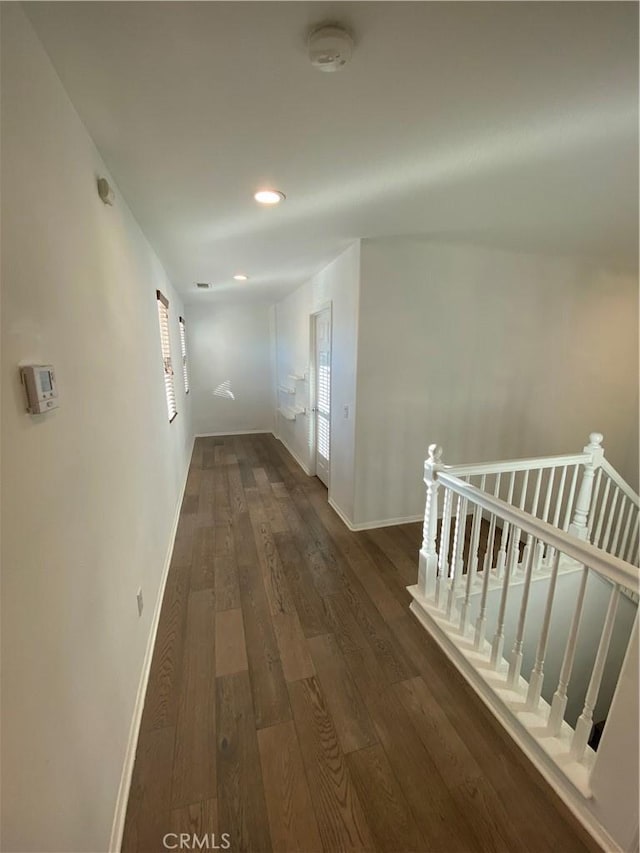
343, 404, 349, 419
136, 588, 144, 617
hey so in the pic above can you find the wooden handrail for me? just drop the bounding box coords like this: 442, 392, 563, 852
443, 452, 591, 478
437, 471, 639, 592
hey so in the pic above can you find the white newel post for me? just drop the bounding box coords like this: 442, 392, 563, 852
568, 432, 604, 541
418, 444, 442, 598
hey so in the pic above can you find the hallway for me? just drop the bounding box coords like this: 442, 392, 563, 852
122, 434, 598, 852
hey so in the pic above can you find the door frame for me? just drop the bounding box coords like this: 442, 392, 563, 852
308, 302, 333, 484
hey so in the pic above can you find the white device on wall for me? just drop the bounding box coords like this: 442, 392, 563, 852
20, 365, 59, 414
97, 176, 115, 205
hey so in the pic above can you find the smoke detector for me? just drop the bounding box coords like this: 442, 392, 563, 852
308, 25, 353, 72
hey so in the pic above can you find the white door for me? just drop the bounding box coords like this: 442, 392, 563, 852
313, 308, 332, 487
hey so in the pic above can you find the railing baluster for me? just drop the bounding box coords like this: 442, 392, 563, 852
602, 487, 620, 553
483, 474, 501, 577
512, 469, 529, 573
571, 584, 621, 761
491, 520, 522, 667
530, 467, 543, 518
519, 469, 530, 507
624, 515, 639, 564
610, 493, 627, 557
522, 468, 543, 570
586, 467, 603, 540
541, 467, 555, 522
593, 477, 611, 549
496, 471, 516, 577
470, 474, 486, 578
562, 464, 580, 532
435, 488, 453, 608
447, 494, 467, 619
460, 476, 485, 634
455, 477, 470, 578
547, 565, 589, 736
475, 475, 501, 649
535, 467, 555, 570
546, 465, 568, 566
618, 500, 633, 560
526, 550, 561, 710
507, 536, 537, 687
551, 465, 568, 530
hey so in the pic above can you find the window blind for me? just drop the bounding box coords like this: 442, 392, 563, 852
156, 290, 177, 422
178, 316, 189, 394
317, 352, 331, 460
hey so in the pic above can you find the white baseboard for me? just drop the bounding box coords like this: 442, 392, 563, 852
351, 513, 423, 532
327, 497, 356, 529
109, 435, 195, 853
276, 434, 312, 476
328, 496, 422, 532
194, 429, 271, 438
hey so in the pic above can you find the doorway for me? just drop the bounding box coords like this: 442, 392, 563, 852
311, 306, 332, 488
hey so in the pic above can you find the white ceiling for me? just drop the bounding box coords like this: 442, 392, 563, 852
26, 1, 638, 304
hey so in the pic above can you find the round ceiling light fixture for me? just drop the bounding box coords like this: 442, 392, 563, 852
254, 189, 286, 205
308, 24, 354, 72
233, 274, 249, 281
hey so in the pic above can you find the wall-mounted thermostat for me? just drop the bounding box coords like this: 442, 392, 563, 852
20, 365, 59, 414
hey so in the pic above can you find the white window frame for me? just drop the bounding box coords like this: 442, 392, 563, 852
156, 290, 178, 423
178, 316, 189, 394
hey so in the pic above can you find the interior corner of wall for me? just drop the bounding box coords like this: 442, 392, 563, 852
327, 495, 356, 531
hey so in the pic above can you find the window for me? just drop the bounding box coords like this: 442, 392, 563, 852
317, 351, 331, 461
178, 316, 189, 394
156, 290, 177, 422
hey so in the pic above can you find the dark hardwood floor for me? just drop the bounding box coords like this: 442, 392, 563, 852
122, 433, 599, 853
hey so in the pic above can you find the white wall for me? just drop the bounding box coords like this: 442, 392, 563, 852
590, 618, 639, 853
187, 301, 274, 436
274, 243, 360, 521
354, 238, 639, 526
1, 6, 192, 851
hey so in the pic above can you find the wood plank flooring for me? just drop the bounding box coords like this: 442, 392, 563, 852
122, 433, 599, 853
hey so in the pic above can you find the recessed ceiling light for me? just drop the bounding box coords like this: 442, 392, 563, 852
233, 274, 249, 281
254, 189, 285, 205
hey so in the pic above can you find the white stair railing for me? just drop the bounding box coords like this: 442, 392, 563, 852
589, 458, 640, 567
436, 432, 639, 583
409, 435, 639, 852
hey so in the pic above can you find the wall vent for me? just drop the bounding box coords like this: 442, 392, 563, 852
196, 282, 211, 289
